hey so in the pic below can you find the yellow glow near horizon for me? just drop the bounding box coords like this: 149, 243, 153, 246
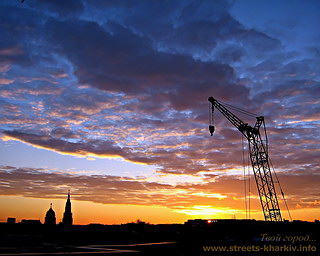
0, 196, 188, 224
173, 205, 242, 219
0, 196, 319, 224
190, 192, 227, 199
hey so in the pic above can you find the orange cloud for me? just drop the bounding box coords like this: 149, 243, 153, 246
0, 78, 14, 85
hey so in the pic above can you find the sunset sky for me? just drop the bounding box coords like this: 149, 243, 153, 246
0, 0, 319, 224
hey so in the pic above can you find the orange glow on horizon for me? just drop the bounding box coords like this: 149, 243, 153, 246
1, 196, 319, 225
172, 205, 242, 219
0, 196, 187, 225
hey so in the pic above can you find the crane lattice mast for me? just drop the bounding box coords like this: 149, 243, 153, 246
208, 96, 282, 222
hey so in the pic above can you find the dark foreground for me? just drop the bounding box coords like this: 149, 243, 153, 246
0, 219, 319, 255
1, 222, 183, 256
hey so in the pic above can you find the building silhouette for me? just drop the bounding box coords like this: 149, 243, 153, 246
7, 217, 16, 224
62, 190, 73, 226
44, 203, 56, 226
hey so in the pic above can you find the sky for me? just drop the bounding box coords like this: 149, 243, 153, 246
0, 0, 319, 224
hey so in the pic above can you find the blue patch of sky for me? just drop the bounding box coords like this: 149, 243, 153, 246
230, 0, 320, 53
0, 140, 157, 177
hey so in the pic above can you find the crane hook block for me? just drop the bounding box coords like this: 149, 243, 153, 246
209, 125, 215, 136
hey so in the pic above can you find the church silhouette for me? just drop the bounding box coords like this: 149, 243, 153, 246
44, 191, 73, 226
44, 203, 56, 226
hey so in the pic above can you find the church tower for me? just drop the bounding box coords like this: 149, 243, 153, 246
62, 190, 73, 226
44, 203, 56, 226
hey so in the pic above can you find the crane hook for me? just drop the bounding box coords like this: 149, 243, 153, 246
209, 125, 215, 136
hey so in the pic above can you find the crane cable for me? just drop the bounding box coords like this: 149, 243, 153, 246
269, 157, 293, 222
216, 99, 256, 220
220, 101, 258, 117
248, 148, 251, 220
208, 102, 211, 125
242, 134, 251, 220
219, 100, 258, 118
242, 135, 248, 219
208, 102, 214, 126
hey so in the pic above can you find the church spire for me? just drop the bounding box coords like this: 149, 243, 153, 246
62, 190, 73, 226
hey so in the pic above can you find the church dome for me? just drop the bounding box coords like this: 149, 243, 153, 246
44, 204, 56, 225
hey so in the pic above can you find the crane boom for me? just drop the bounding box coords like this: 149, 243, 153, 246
208, 96, 282, 221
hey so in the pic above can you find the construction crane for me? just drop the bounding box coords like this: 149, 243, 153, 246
208, 96, 282, 222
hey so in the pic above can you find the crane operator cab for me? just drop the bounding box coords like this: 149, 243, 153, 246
209, 125, 215, 136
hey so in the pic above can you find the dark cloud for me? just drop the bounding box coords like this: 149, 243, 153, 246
45, 17, 245, 106
3, 130, 126, 158
24, 0, 84, 18
51, 128, 80, 140
0, 5, 44, 66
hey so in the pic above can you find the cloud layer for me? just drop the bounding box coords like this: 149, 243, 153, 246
1, 166, 319, 215
0, 0, 319, 216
